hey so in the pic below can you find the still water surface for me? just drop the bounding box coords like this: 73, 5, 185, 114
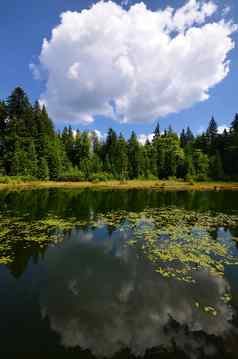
0, 189, 238, 357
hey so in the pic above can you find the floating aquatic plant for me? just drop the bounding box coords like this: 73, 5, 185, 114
0, 207, 238, 286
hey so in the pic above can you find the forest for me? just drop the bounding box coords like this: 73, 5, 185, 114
0, 87, 238, 182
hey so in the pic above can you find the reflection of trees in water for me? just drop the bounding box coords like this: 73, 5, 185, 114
8, 245, 46, 279
40, 229, 236, 359
1, 189, 238, 220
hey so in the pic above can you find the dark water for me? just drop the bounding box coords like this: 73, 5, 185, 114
0, 189, 238, 357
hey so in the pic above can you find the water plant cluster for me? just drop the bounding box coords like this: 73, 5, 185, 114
97, 208, 238, 282
1, 207, 238, 283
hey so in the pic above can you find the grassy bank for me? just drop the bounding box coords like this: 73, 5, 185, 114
0, 179, 238, 191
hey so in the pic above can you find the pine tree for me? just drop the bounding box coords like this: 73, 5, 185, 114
38, 157, 49, 179
0, 101, 7, 132
116, 133, 128, 180
180, 129, 187, 148
207, 116, 218, 137
105, 128, 118, 175
154, 121, 160, 138
61, 126, 75, 164
231, 113, 238, 133
2, 86, 238, 182
74, 131, 91, 178
47, 138, 63, 179
7, 87, 31, 118
27, 141, 38, 177
10, 141, 29, 176
184, 152, 195, 180
145, 140, 156, 177
128, 131, 141, 179
186, 127, 194, 143
209, 150, 224, 180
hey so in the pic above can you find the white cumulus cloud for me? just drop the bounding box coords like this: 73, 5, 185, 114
138, 133, 155, 145
218, 125, 229, 134
36, 0, 236, 124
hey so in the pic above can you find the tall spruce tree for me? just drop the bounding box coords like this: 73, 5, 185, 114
128, 131, 141, 179
116, 133, 128, 180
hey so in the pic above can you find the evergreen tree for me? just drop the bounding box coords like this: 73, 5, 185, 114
207, 116, 218, 137
128, 131, 141, 179
184, 152, 195, 180
154, 121, 160, 138
104, 128, 118, 176
47, 138, 63, 179
209, 150, 224, 180
145, 140, 156, 177
116, 133, 128, 179
180, 129, 187, 148
186, 127, 194, 143
77, 132, 91, 178
61, 126, 75, 164
7, 87, 31, 118
38, 157, 49, 179
27, 141, 38, 177
10, 141, 30, 176
0, 101, 7, 132
1, 86, 238, 182
231, 113, 238, 133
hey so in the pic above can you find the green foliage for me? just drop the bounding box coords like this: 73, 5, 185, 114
193, 150, 209, 181
90, 172, 114, 182
154, 132, 184, 179
38, 157, 49, 180
1, 87, 238, 182
207, 116, 218, 137
115, 133, 128, 179
0, 176, 36, 184
57, 174, 86, 182
209, 151, 224, 180
128, 131, 142, 179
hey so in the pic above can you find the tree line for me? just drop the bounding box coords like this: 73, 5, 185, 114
0, 87, 238, 181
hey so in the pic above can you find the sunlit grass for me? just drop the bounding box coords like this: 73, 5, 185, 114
0, 179, 238, 191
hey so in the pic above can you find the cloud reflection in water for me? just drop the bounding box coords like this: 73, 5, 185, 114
41, 226, 235, 358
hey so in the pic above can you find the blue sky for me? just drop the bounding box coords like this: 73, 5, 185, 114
0, 0, 237, 138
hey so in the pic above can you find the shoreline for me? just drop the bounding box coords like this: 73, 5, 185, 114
1, 180, 238, 191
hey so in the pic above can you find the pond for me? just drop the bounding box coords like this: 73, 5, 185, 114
0, 188, 238, 358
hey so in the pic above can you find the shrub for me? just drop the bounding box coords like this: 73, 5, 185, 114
147, 174, 158, 180
185, 174, 194, 182
57, 175, 86, 182
0, 176, 36, 184
168, 176, 178, 181
90, 172, 114, 182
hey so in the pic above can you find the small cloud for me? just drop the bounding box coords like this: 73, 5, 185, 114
222, 6, 231, 16
71, 129, 105, 141
29, 63, 41, 80
148, 133, 155, 142
138, 133, 154, 145
92, 129, 106, 141
218, 125, 229, 134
